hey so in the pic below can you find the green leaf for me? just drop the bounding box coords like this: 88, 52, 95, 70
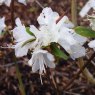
50, 43, 69, 60
22, 39, 35, 47
26, 27, 35, 36
74, 26, 95, 38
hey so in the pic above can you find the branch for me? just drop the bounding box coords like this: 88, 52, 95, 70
71, 0, 77, 26
64, 52, 95, 90
78, 58, 95, 84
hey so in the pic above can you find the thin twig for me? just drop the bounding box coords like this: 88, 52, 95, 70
64, 91, 80, 95
86, 55, 95, 66
35, 0, 44, 9
46, 68, 60, 95
11, 0, 15, 28
78, 58, 95, 84
64, 52, 95, 90
15, 63, 26, 95
71, 0, 77, 26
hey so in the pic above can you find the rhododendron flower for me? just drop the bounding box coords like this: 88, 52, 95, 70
30, 16, 71, 49
79, 0, 95, 17
13, 18, 34, 57
37, 7, 59, 26
88, 40, 95, 51
35, 8, 75, 47
0, 17, 6, 35
30, 25, 54, 48
30, 25, 60, 48
28, 49, 55, 74
37, 7, 74, 28
37, 7, 87, 59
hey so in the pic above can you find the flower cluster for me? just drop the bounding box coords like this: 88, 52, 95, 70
12, 7, 87, 75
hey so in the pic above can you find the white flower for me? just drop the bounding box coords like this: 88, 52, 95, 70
28, 49, 55, 74
58, 27, 86, 60
13, 18, 34, 57
29, 26, 49, 49
18, 0, 26, 5
30, 24, 86, 60
0, 17, 6, 35
35, 8, 74, 47
30, 24, 59, 48
79, 0, 95, 17
0, 0, 11, 6
37, 7, 74, 28
88, 40, 95, 50
36, 7, 87, 59
37, 7, 59, 26
30, 25, 51, 49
